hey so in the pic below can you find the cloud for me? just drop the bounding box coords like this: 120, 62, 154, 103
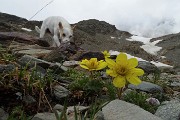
1, 0, 180, 37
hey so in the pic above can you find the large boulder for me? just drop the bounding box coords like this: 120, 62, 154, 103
155, 100, 180, 120
0, 108, 9, 120
0, 32, 49, 47
100, 99, 163, 120
32, 113, 56, 120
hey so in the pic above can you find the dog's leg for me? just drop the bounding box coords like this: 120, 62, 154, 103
53, 35, 60, 47
51, 40, 57, 47
53, 28, 61, 47
39, 25, 46, 38
35, 26, 40, 33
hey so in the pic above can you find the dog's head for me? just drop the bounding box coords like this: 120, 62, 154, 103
59, 22, 74, 44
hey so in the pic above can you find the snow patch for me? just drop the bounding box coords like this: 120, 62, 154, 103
21, 28, 32, 32
126, 35, 151, 44
110, 36, 116, 39
150, 61, 172, 67
109, 50, 172, 68
161, 56, 166, 59
140, 44, 162, 55
126, 35, 163, 55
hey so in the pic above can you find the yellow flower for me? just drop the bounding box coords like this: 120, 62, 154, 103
106, 53, 144, 88
102, 50, 110, 58
80, 58, 107, 71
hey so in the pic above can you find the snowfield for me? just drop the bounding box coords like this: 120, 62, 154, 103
126, 35, 162, 55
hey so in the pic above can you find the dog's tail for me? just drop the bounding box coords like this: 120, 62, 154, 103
35, 26, 40, 33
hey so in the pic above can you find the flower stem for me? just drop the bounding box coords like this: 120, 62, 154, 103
90, 71, 94, 80
117, 87, 123, 99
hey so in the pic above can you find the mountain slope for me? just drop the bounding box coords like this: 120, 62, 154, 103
0, 12, 179, 71
151, 33, 180, 71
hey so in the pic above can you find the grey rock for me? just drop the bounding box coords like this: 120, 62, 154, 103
17, 48, 51, 57
77, 51, 105, 61
9, 40, 51, 57
18, 55, 52, 68
163, 99, 180, 104
53, 104, 64, 112
18, 55, 48, 76
67, 106, 89, 114
42, 43, 78, 63
101, 71, 108, 78
155, 100, 180, 120
128, 81, 163, 93
138, 61, 159, 74
18, 55, 68, 72
122, 89, 133, 96
160, 73, 180, 88
0, 64, 15, 73
63, 60, 79, 67
0, 108, 9, 120
53, 85, 70, 100
170, 82, 180, 87
32, 113, 56, 120
32, 111, 84, 120
15, 92, 22, 100
158, 66, 176, 74
23, 95, 36, 104
146, 97, 160, 106
101, 99, 163, 120
95, 111, 105, 120
53, 62, 68, 72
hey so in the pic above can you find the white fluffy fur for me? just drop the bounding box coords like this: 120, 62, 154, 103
35, 16, 73, 47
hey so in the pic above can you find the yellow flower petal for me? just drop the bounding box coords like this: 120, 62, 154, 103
99, 60, 105, 63
90, 58, 98, 62
80, 64, 89, 70
96, 62, 107, 70
102, 50, 107, 54
126, 76, 142, 85
106, 69, 118, 77
113, 76, 126, 88
105, 58, 115, 69
102, 50, 109, 55
116, 53, 128, 65
102, 50, 110, 58
80, 59, 88, 64
127, 58, 138, 68
130, 68, 144, 76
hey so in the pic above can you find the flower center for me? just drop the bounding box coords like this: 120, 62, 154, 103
117, 66, 127, 76
88, 62, 98, 69
90, 62, 95, 68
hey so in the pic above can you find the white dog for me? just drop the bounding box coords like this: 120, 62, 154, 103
35, 16, 73, 47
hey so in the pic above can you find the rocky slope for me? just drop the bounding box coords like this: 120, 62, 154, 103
151, 33, 180, 71
1, 12, 180, 71
0, 12, 156, 61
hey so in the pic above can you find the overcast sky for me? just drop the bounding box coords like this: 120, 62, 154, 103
1, 0, 180, 37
